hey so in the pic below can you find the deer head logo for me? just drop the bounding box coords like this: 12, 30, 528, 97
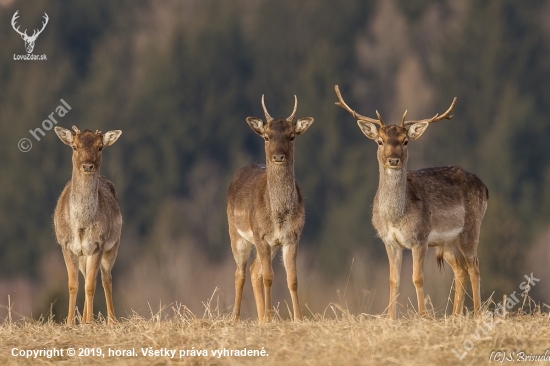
11, 11, 49, 54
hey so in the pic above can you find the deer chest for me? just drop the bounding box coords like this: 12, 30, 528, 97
383, 225, 412, 250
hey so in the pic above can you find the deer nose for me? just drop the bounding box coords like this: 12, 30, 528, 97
388, 158, 400, 167
273, 155, 286, 163
82, 164, 95, 172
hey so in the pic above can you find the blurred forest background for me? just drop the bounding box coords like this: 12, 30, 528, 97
1, 0, 550, 321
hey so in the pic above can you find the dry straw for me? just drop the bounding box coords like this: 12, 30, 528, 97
0, 290, 549, 365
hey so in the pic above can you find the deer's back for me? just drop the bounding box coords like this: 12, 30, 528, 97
407, 166, 488, 210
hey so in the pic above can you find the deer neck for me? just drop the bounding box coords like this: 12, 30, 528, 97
69, 168, 99, 228
266, 159, 297, 221
377, 164, 407, 222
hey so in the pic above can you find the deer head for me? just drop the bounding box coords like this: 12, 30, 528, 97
54, 126, 122, 174
246, 95, 314, 165
11, 11, 49, 54
334, 85, 456, 169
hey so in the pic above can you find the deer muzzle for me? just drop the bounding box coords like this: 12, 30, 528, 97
82, 163, 95, 173
387, 157, 401, 167
272, 155, 286, 164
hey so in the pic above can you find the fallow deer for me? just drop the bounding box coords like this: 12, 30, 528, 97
227, 95, 313, 322
54, 126, 122, 325
334, 85, 488, 319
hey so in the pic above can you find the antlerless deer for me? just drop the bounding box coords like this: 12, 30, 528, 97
334, 86, 488, 319
227, 95, 313, 322
54, 126, 122, 325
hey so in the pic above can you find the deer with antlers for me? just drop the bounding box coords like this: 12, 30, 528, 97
334, 85, 488, 319
11, 10, 49, 54
54, 126, 122, 325
227, 95, 313, 322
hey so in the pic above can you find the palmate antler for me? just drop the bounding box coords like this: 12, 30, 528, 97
261, 95, 299, 122
334, 85, 385, 127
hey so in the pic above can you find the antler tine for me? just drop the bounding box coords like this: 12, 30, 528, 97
334, 85, 384, 127
403, 97, 457, 127
11, 11, 27, 37
287, 95, 298, 122
375, 110, 385, 125
400, 110, 408, 127
31, 13, 48, 39
261, 94, 273, 122
38, 13, 49, 35
72, 126, 81, 134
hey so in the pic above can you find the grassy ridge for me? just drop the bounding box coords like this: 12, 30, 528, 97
1, 302, 549, 365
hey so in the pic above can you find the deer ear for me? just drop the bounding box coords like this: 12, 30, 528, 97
407, 122, 429, 140
54, 127, 73, 146
357, 120, 379, 140
103, 130, 122, 147
246, 117, 265, 136
295, 117, 314, 135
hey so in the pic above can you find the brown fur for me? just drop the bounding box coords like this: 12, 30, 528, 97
53, 126, 122, 325
227, 96, 313, 322
335, 91, 488, 319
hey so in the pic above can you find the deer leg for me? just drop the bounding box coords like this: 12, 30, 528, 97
444, 250, 468, 315
231, 237, 251, 322
83, 246, 103, 323
100, 242, 119, 324
282, 244, 301, 321
468, 256, 481, 315
256, 243, 273, 322
452, 268, 468, 315
411, 245, 427, 316
61, 247, 79, 326
78, 256, 87, 322
233, 265, 247, 321
385, 244, 402, 320
250, 256, 265, 322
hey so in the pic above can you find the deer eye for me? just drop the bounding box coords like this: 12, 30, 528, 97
403, 140, 409, 146
72, 146, 77, 151
98, 146, 103, 151
377, 140, 383, 146
290, 135, 295, 142
264, 136, 269, 142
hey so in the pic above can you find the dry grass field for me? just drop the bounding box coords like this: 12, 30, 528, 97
1, 295, 549, 366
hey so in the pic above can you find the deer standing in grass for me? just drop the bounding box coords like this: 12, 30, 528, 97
227, 95, 313, 322
334, 86, 488, 319
54, 126, 122, 325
